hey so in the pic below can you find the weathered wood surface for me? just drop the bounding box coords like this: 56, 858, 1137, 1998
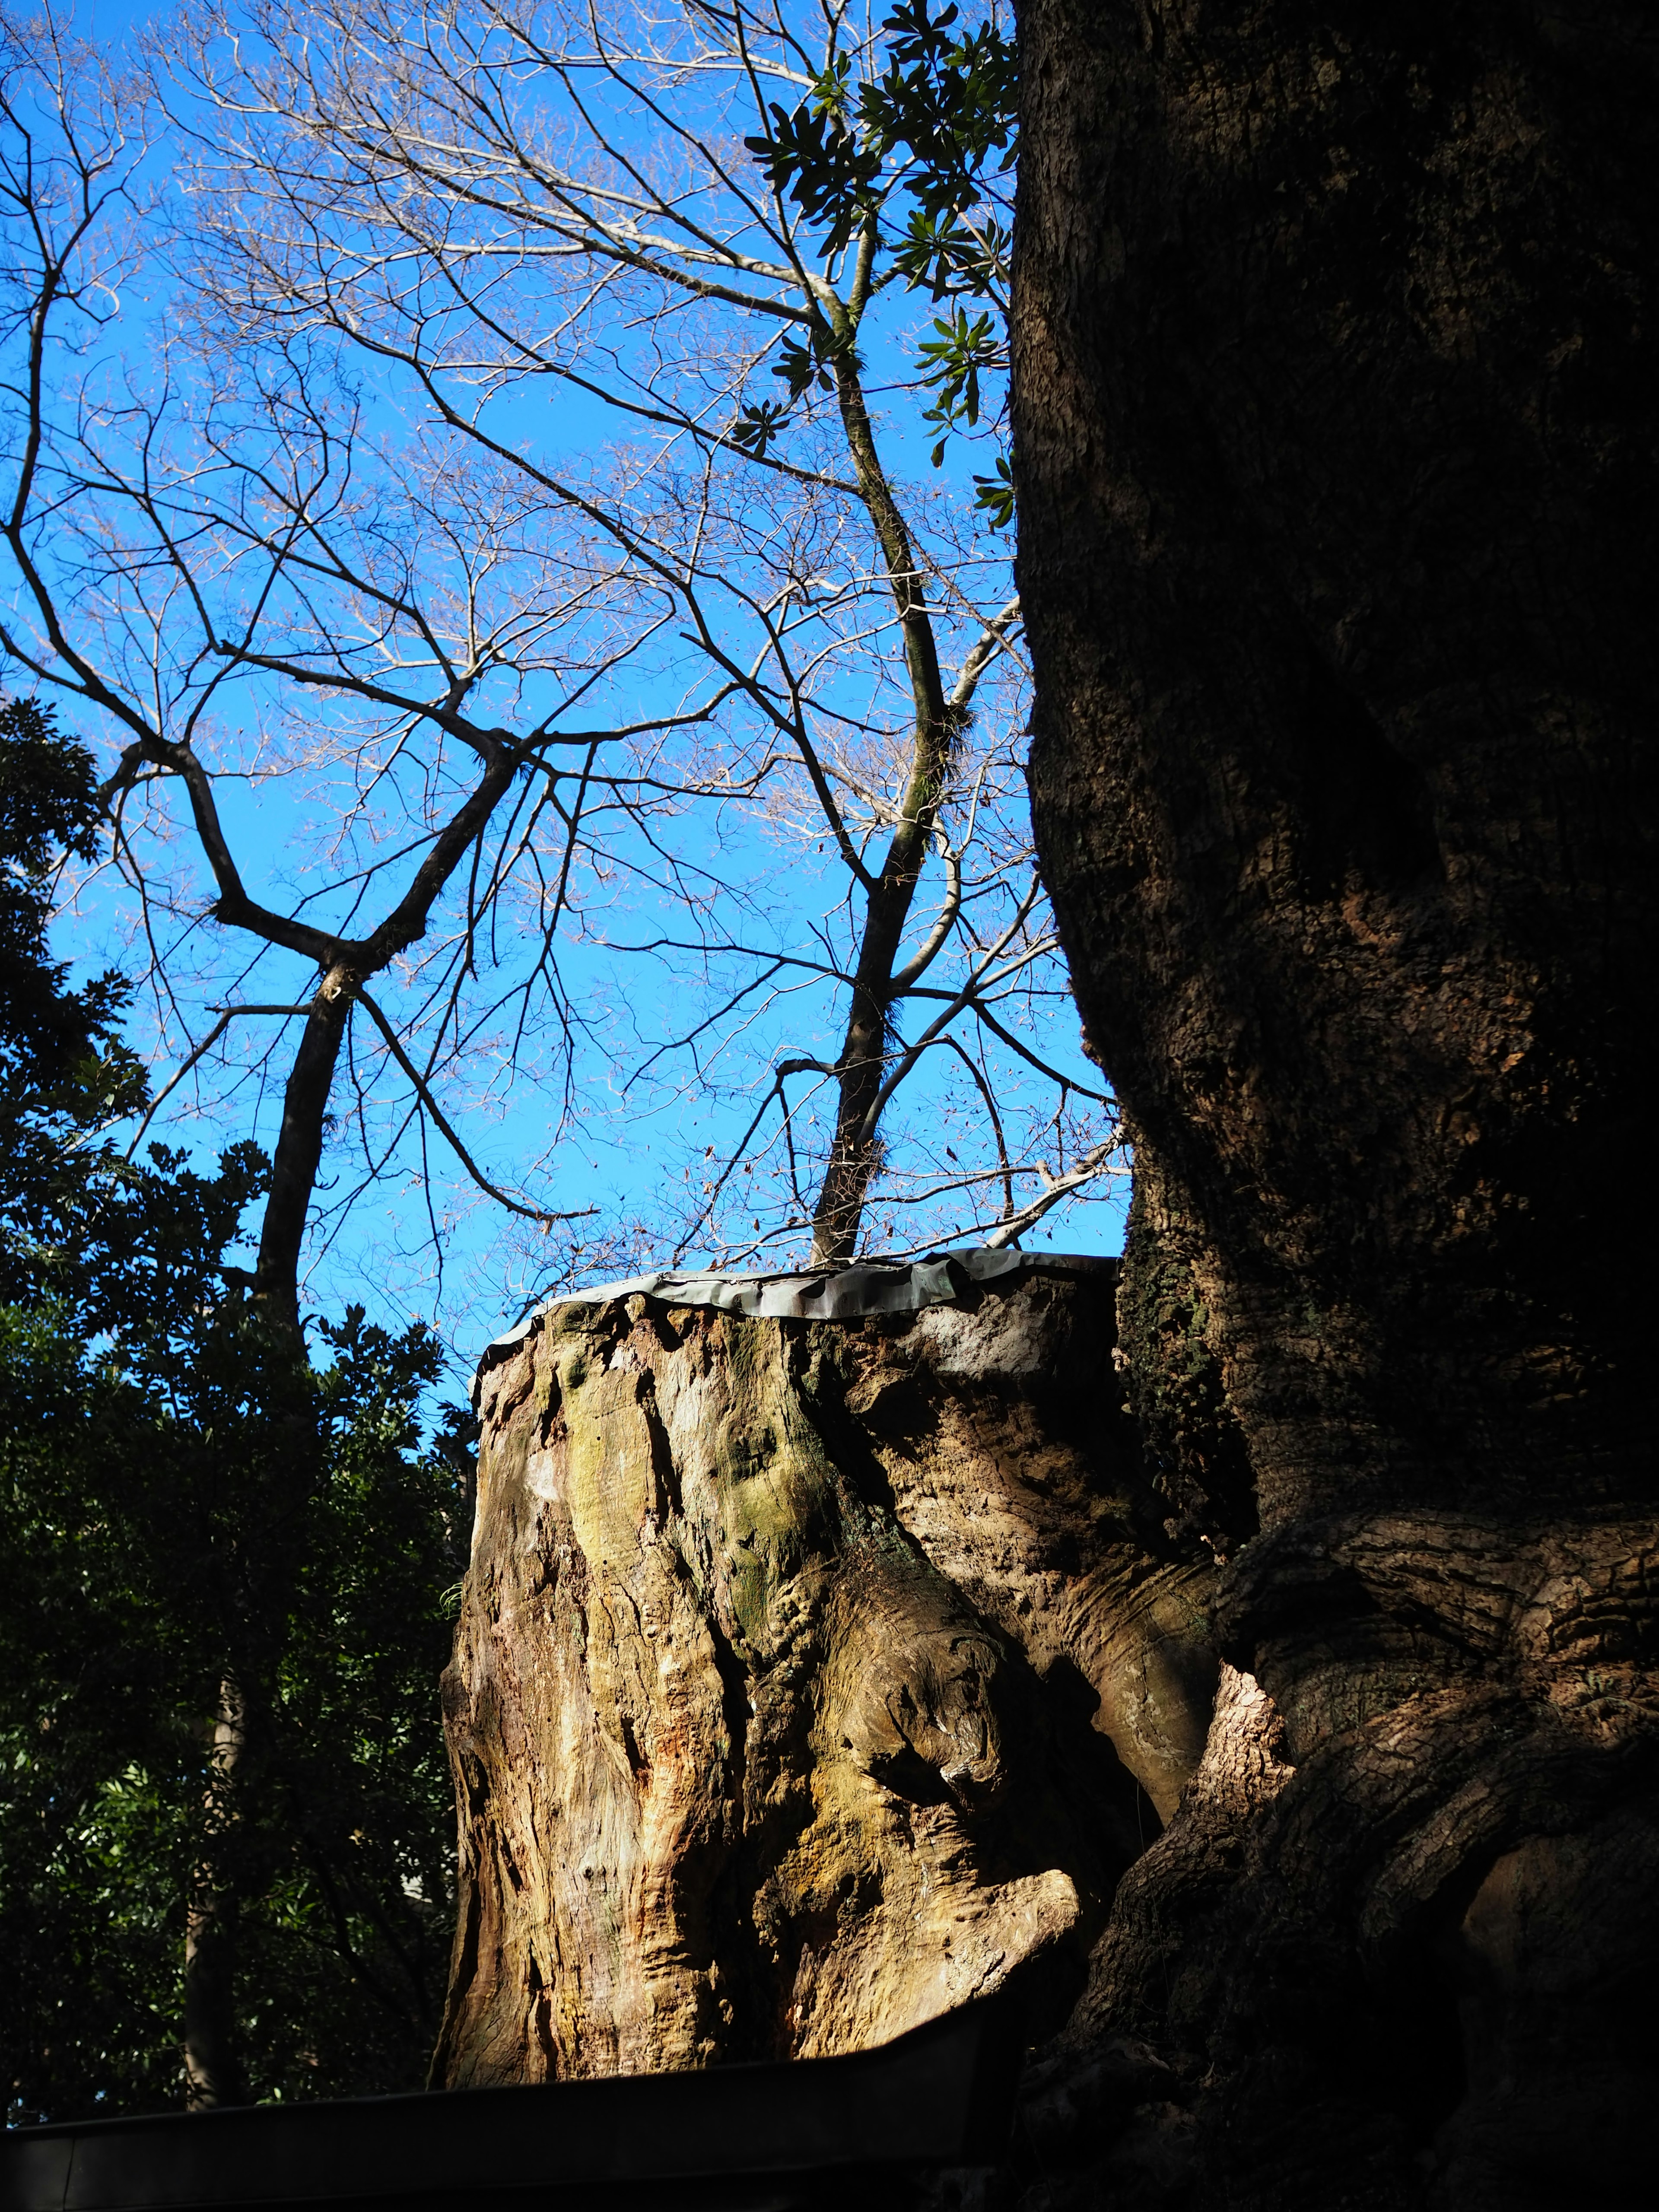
433, 1259, 1216, 2085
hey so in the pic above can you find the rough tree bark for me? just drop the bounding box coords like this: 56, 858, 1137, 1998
433, 1258, 1217, 2083
1012, 3, 1659, 2205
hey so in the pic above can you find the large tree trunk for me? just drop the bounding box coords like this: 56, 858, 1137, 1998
1011, 3, 1659, 2204
432, 1256, 1216, 2083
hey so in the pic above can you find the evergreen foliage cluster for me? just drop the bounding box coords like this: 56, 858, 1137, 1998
737, 0, 1018, 514
0, 697, 471, 2121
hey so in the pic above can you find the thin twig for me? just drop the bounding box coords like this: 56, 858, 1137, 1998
351, 985, 595, 1227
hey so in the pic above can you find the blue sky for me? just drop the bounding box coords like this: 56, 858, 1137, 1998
18, 0, 1126, 1387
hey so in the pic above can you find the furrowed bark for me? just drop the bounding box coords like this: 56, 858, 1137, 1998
1011, 2, 1659, 2203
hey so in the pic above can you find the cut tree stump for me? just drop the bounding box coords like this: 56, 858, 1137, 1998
433, 1252, 1217, 2085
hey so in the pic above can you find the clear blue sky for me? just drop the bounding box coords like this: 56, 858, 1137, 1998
28, 0, 1125, 1393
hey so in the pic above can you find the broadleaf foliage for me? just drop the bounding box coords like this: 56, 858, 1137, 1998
740, 0, 1016, 497
0, 698, 470, 2119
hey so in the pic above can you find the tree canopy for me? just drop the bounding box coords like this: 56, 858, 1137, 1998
1, 0, 1110, 1350
0, 0, 1087, 2120
0, 693, 468, 2117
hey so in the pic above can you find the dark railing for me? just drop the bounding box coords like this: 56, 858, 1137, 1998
3, 1999, 1019, 2212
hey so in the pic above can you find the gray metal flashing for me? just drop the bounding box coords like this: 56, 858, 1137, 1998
473, 1247, 1117, 1401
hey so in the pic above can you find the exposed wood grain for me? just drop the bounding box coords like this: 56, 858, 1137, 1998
432, 1266, 1216, 2082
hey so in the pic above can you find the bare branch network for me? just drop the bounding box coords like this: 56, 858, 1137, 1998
0, 0, 1122, 1337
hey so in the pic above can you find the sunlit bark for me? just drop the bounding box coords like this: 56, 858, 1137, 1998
435, 1260, 1215, 2080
